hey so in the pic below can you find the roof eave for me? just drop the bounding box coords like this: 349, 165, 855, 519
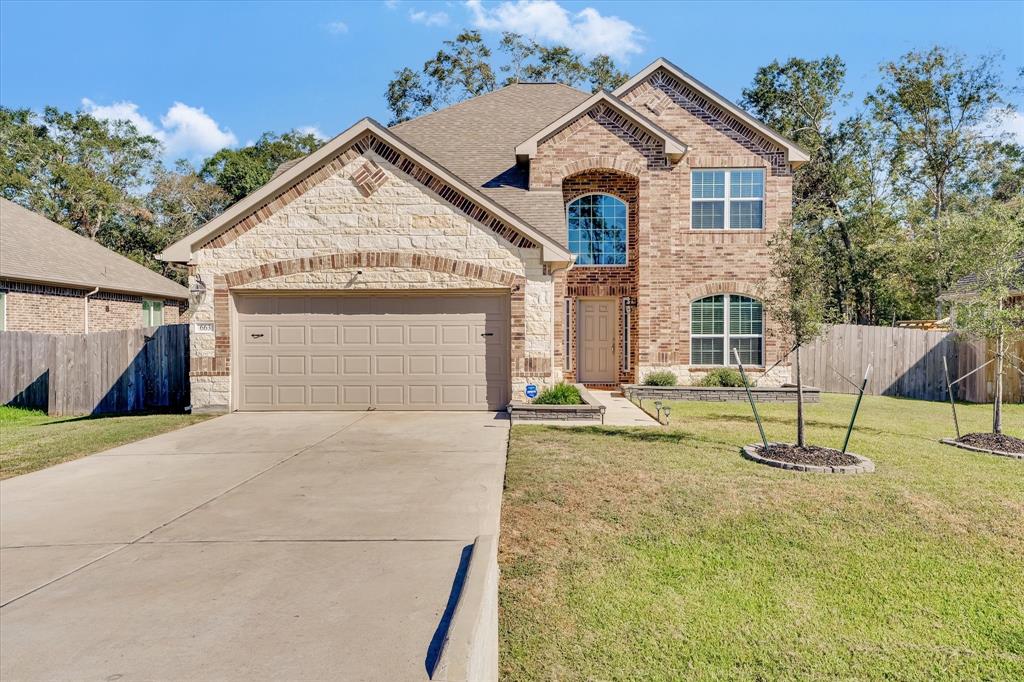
160, 118, 571, 264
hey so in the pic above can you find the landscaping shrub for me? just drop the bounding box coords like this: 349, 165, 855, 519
533, 383, 583, 405
696, 367, 749, 387
642, 370, 678, 386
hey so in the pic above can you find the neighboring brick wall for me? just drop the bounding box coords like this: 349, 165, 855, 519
531, 67, 795, 382
0, 280, 184, 333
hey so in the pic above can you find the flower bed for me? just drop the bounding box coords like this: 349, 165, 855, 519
507, 384, 605, 422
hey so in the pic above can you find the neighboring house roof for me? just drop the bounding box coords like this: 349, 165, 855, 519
158, 117, 573, 264
613, 58, 810, 166
0, 198, 188, 300
943, 252, 1024, 300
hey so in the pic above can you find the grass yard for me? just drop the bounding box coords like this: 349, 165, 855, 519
499, 394, 1024, 681
0, 406, 213, 480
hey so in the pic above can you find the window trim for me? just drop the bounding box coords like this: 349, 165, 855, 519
142, 299, 164, 327
689, 294, 765, 367
622, 298, 631, 371
565, 192, 630, 267
690, 168, 765, 231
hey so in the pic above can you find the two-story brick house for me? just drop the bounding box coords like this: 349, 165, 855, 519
161, 58, 807, 412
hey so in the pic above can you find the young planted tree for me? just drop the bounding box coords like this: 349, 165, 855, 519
950, 200, 1024, 434
764, 228, 830, 447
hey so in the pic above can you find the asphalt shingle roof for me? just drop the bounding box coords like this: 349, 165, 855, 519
391, 83, 591, 245
0, 198, 188, 299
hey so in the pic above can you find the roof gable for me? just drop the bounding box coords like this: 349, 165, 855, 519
0, 199, 188, 299
159, 118, 572, 264
514, 91, 688, 163
613, 58, 809, 168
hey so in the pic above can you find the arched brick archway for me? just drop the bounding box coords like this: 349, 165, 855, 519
192, 251, 528, 381
556, 155, 643, 181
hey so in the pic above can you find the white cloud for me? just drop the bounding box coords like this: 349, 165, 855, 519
992, 108, 1024, 144
326, 20, 349, 34
384, 0, 400, 8
297, 125, 326, 140
465, 0, 642, 60
82, 98, 237, 160
409, 8, 450, 26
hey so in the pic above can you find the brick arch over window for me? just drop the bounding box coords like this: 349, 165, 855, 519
678, 282, 782, 367
679, 280, 762, 302
556, 155, 643, 181
193, 251, 528, 380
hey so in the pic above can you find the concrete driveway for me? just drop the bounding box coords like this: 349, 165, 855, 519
0, 411, 508, 681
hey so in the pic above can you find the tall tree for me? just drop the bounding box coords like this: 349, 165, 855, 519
0, 106, 160, 240
200, 129, 323, 202
385, 30, 628, 124
866, 47, 1008, 219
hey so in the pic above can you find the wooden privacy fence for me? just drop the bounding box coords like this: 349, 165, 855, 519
0, 324, 190, 416
800, 324, 1023, 403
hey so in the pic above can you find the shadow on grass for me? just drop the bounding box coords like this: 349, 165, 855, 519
37, 409, 192, 427
523, 424, 741, 450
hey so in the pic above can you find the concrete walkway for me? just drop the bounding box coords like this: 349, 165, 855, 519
0, 411, 508, 681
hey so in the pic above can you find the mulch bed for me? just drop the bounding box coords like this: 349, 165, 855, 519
956, 432, 1024, 455
757, 444, 861, 467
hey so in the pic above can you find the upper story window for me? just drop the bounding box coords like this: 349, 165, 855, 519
567, 194, 628, 266
691, 169, 764, 230
690, 294, 764, 366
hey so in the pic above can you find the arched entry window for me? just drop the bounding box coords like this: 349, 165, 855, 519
690, 294, 764, 365
567, 194, 627, 265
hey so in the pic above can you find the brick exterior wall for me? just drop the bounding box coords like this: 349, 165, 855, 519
530, 68, 795, 387
186, 147, 557, 411
0, 280, 185, 333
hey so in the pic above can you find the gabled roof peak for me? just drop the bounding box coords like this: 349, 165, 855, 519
614, 57, 810, 167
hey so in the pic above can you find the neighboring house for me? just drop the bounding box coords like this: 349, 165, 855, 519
0, 198, 188, 333
161, 58, 807, 412
943, 252, 1024, 308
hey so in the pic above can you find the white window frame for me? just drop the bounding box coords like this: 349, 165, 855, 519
689, 294, 765, 367
690, 169, 765, 230
565, 193, 629, 267
142, 299, 164, 327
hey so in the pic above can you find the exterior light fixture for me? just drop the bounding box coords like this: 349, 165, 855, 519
654, 399, 663, 421
662, 405, 671, 425
189, 274, 207, 307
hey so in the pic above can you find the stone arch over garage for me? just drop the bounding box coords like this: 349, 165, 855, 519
191, 251, 528, 384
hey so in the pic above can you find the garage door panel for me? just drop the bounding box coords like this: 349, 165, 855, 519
237, 294, 509, 411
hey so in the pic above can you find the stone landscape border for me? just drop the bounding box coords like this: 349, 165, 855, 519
506, 384, 606, 423
940, 438, 1024, 461
623, 385, 821, 403
741, 443, 875, 474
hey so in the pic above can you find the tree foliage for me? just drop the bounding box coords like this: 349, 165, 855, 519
199, 130, 323, 203
385, 30, 628, 124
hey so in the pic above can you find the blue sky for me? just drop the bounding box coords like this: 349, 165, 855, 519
2, 0, 1022, 164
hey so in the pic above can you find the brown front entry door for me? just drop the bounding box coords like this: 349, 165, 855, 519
577, 299, 617, 383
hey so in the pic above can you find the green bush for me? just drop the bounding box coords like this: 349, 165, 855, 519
533, 383, 583, 405
696, 367, 749, 387
642, 370, 678, 386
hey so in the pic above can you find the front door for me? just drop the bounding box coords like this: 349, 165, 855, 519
577, 299, 617, 383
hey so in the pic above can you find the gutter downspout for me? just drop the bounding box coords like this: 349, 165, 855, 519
84, 286, 99, 333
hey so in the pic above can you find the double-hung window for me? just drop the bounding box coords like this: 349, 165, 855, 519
690, 294, 764, 366
691, 169, 764, 229
142, 299, 164, 327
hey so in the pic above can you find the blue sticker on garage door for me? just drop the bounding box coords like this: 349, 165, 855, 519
525, 384, 538, 399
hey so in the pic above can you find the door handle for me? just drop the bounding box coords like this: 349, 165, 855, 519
481, 332, 494, 337
251, 333, 265, 339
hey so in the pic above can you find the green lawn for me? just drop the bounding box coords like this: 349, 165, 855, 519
499, 394, 1024, 681
0, 406, 213, 480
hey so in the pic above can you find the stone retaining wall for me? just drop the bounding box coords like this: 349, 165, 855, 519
623, 384, 821, 403
507, 384, 606, 421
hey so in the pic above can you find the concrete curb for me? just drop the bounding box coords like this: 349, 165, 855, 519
741, 443, 875, 474
431, 535, 499, 681
940, 438, 1024, 461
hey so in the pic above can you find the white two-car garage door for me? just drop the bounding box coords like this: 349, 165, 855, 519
235, 294, 510, 411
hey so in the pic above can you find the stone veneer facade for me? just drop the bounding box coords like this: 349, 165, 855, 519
531, 77, 794, 387
1, 280, 184, 333
186, 147, 558, 411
